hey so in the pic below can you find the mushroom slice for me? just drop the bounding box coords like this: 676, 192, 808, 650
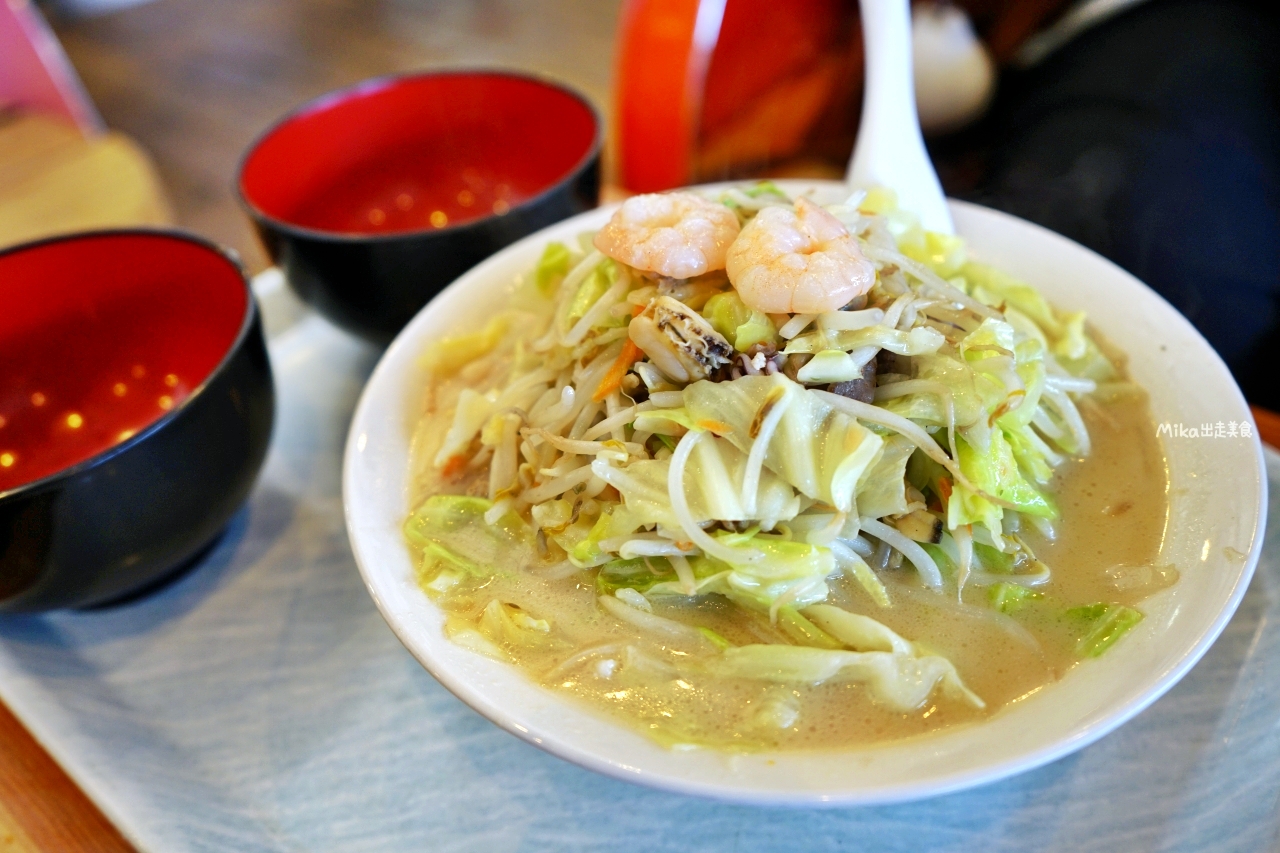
894, 509, 944, 544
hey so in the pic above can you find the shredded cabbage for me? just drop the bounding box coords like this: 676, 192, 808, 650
650, 535, 835, 612
683, 374, 884, 514
591, 434, 801, 530
404, 495, 528, 583
704, 291, 778, 351
406, 182, 1155, 752
536, 241, 573, 294
709, 643, 983, 711
855, 435, 915, 519
423, 315, 509, 373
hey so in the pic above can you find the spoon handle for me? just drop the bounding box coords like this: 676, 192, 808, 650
846, 0, 954, 234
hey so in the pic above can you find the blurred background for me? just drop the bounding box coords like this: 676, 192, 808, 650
9, 0, 621, 272
4, 0, 1278, 400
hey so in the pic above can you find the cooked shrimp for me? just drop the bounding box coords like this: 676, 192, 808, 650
726, 198, 876, 314
593, 192, 740, 280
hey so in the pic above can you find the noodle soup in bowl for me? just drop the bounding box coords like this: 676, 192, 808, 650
344, 180, 1265, 804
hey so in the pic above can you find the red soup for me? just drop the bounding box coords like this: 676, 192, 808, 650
238, 72, 598, 236
0, 234, 247, 493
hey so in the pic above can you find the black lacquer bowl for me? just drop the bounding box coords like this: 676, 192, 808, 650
0, 231, 274, 611
237, 70, 602, 344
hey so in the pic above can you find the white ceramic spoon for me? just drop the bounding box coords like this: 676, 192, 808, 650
846, 0, 954, 234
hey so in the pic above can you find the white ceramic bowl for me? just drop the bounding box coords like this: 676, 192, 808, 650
343, 181, 1266, 805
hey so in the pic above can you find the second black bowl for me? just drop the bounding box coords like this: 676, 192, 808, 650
237, 70, 602, 344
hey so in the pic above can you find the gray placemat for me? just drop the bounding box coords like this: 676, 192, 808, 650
0, 306, 1276, 853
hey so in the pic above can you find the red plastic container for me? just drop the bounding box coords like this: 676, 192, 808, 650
614, 0, 861, 193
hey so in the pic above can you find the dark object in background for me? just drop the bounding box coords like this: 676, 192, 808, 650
238, 71, 602, 345
0, 231, 274, 611
937, 0, 1280, 408
616, 0, 1279, 408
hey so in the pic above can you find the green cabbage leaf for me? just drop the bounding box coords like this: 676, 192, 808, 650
683, 374, 884, 513
404, 495, 529, 583
590, 434, 801, 529
703, 291, 778, 351
703, 604, 983, 710
948, 431, 1055, 537
855, 435, 916, 519
708, 641, 982, 712
597, 531, 836, 613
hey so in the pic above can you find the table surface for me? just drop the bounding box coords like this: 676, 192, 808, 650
1, 0, 1277, 846
0, 298, 1277, 853
49, 0, 621, 276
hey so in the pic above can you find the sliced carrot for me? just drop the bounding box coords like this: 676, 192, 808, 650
440, 454, 469, 478
937, 476, 953, 505
593, 339, 644, 401
696, 419, 732, 435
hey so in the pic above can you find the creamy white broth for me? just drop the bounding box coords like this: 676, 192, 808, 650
407, 345, 1168, 751
402, 183, 1173, 751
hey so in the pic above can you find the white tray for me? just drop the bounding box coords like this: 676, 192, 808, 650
0, 279, 1277, 852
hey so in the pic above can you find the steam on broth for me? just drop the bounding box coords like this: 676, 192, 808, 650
403, 184, 1170, 750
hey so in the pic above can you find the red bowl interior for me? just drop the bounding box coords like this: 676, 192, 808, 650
239, 72, 599, 236
0, 233, 248, 493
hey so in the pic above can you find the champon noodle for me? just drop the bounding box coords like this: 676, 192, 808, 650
403, 183, 1170, 750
